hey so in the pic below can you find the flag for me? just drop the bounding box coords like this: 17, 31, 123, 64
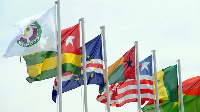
52, 35, 104, 102
156, 65, 178, 102
139, 55, 154, 103
23, 51, 58, 82
60, 23, 81, 75
143, 65, 178, 105
142, 76, 200, 112
99, 46, 135, 94
4, 5, 57, 57
23, 24, 81, 83
143, 65, 178, 106
142, 100, 179, 112
180, 76, 200, 112
96, 55, 154, 107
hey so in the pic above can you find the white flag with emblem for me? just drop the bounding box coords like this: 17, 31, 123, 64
3, 5, 57, 57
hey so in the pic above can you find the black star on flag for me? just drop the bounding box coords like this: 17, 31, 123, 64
125, 57, 133, 68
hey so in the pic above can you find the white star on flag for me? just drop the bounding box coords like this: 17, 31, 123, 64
141, 62, 150, 71
65, 36, 75, 47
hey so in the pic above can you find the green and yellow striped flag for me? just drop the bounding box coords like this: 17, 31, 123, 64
23, 51, 58, 83
155, 65, 178, 102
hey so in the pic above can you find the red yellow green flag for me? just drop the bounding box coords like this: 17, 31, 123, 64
99, 46, 135, 94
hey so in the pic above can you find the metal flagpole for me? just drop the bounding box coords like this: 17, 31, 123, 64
177, 59, 184, 112
152, 50, 160, 112
135, 41, 141, 112
79, 18, 88, 112
55, 0, 62, 112
100, 26, 111, 112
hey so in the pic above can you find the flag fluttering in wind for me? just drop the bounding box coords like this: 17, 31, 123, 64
23, 24, 80, 83
181, 76, 200, 112
99, 46, 135, 94
60, 24, 81, 75
142, 76, 200, 112
4, 5, 57, 57
96, 55, 154, 107
52, 35, 104, 102
155, 65, 178, 102
143, 65, 178, 106
138, 55, 154, 104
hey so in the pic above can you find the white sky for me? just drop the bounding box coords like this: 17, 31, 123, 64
1, 0, 200, 112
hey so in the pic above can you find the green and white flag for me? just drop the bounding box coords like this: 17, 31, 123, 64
4, 5, 57, 57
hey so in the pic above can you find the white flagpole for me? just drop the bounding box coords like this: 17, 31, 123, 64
55, 0, 62, 112
135, 41, 141, 112
177, 59, 184, 112
100, 26, 111, 112
79, 18, 88, 112
152, 50, 160, 112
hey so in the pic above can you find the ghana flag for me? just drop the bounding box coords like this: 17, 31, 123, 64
99, 46, 135, 94
142, 76, 200, 112
23, 24, 81, 83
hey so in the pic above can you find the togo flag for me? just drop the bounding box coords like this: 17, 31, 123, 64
3, 5, 57, 57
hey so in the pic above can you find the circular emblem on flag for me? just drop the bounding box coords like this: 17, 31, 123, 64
17, 21, 42, 47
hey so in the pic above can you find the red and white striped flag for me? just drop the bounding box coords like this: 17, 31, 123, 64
96, 55, 154, 107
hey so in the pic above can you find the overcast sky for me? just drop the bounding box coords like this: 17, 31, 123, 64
1, 0, 200, 112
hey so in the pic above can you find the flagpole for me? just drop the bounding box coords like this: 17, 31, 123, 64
152, 50, 160, 112
79, 18, 88, 112
55, 0, 62, 112
177, 59, 184, 112
100, 26, 111, 112
135, 41, 141, 112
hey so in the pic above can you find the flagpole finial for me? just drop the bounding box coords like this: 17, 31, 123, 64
55, 0, 58, 4
151, 50, 155, 53
176, 59, 180, 63
135, 41, 138, 46
79, 18, 84, 22
100, 26, 105, 29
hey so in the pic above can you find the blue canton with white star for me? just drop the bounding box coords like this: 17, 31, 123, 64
139, 55, 152, 76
